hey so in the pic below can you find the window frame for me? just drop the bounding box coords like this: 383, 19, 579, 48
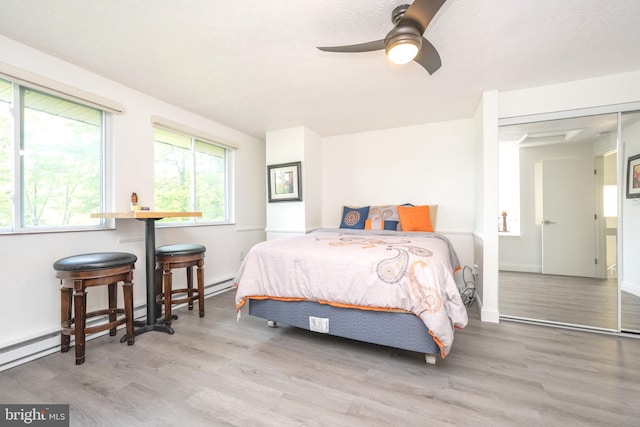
152, 125, 233, 227
0, 77, 111, 234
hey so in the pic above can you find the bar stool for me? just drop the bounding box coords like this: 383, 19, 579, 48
155, 244, 206, 327
54, 252, 137, 365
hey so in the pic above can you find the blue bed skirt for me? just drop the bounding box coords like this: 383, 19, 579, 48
248, 298, 440, 356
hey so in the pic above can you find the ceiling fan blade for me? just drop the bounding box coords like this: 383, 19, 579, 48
400, 0, 447, 34
317, 39, 385, 53
413, 37, 441, 75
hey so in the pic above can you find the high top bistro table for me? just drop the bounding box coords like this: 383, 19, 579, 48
91, 211, 202, 336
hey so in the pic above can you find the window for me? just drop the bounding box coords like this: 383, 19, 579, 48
498, 143, 520, 235
154, 127, 229, 224
0, 80, 11, 229
603, 185, 617, 217
0, 78, 106, 232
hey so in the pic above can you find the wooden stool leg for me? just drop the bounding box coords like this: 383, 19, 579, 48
197, 261, 205, 318
122, 276, 135, 346
73, 281, 86, 365
60, 285, 72, 353
163, 266, 173, 326
108, 282, 117, 336
186, 266, 194, 310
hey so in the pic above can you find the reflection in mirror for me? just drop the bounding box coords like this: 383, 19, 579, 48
498, 113, 621, 330
621, 110, 640, 333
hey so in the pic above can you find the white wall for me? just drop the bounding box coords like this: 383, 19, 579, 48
303, 127, 323, 231
321, 119, 476, 270
499, 71, 640, 119
265, 126, 323, 239
266, 127, 307, 238
478, 91, 500, 323
0, 36, 266, 350
473, 92, 486, 309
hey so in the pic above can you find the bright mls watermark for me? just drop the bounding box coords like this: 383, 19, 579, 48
0, 405, 69, 426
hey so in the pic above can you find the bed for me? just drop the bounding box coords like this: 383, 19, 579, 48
234, 206, 468, 364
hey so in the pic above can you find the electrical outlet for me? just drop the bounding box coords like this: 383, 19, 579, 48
309, 316, 329, 333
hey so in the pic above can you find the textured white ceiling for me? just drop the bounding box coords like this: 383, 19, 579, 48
1, 0, 639, 138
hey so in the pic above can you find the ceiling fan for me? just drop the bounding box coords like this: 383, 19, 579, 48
317, 0, 447, 75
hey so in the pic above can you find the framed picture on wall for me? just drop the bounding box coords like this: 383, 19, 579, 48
627, 153, 640, 198
267, 161, 302, 202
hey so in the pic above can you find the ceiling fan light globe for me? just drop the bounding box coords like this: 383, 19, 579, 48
387, 41, 420, 64
385, 27, 422, 65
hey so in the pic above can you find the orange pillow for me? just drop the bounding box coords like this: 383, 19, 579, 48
397, 205, 433, 232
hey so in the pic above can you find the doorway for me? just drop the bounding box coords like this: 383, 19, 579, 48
538, 157, 596, 277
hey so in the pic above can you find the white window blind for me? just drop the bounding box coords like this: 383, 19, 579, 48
0, 61, 124, 114
150, 115, 239, 150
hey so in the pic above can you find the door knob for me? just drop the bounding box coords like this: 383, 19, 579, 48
541, 220, 557, 225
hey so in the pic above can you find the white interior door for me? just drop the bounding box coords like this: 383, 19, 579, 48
540, 158, 597, 277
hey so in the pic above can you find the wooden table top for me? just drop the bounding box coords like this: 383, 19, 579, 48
91, 211, 202, 219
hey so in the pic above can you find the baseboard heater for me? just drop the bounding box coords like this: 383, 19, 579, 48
0, 280, 234, 372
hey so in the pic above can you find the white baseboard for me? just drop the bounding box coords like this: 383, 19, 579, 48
460, 277, 494, 324
481, 306, 500, 323
622, 281, 640, 298
0, 334, 61, 372
0, 303, 150, 372
498, 263, 541, 273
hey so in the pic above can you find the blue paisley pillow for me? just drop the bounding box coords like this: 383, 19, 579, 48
339, 206, 370, 229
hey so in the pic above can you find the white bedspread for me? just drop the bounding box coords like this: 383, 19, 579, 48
234, 229, 468, 357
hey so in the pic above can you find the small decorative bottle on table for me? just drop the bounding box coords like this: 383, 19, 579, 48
131, 192, 140, 211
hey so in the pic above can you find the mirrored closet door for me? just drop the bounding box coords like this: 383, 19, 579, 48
498, 113, 621, 330
621, 110, 640, 333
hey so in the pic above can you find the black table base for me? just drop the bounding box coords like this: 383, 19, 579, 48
133, 321, 174, 336
122, 217, 178, 339
120, 320, 173, 343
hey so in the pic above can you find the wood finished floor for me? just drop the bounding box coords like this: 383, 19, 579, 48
499, 271, 640, 331
2, 290, 640, 426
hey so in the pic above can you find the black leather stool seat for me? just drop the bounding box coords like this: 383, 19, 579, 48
156, 244, 206, 257
54, 252, 138, 271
